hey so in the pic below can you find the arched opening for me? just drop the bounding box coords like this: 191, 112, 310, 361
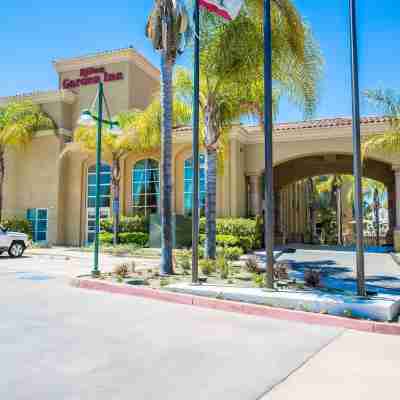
132, 159, 160, 216
258, 154, 395, 248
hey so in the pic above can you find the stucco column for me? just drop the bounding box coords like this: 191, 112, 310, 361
393, 167, 400, 251
248, 174, 262, 216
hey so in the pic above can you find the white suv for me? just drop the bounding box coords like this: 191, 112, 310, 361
0, 226, 29, 257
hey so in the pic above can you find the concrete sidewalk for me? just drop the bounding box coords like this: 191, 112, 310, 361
263, 330, 400, 399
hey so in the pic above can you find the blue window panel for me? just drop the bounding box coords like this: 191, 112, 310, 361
36, 231, 47, 242
88, 164, 111, 173
132, 159, 160, 215
88, 220, 96, 229
27, 209, 35, 220
99, 197, 111, 207
100, 174, 111, 185
87, 198, 96, 208
133, 170, 145, 182
183, 155, 206, 215
88, 174, 96, 185
133, 195, 146, 207
87, 232, 95, 243
184, 180, 193, 193
100, 185, 111, 196
27, 209, 48, 242
37, 209, 47, 219
87, 186, 97, 197
37, 220, 47, 232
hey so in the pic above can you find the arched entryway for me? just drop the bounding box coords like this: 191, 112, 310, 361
253, 154, 395, 246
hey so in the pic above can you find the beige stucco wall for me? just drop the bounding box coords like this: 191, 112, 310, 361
129, 62, 160, 111
3, 135, 63, 244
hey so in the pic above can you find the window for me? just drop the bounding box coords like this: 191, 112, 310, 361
132, 159, 160, 215
184, 154, 206, 216
27, 208, 48, 242
87, 164, 111, 243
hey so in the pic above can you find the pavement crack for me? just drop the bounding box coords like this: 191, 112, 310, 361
254, 329, 346, 400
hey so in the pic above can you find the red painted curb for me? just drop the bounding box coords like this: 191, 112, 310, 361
70, 278, 400, 336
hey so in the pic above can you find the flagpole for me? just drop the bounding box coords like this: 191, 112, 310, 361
192, 0, 200, 284
349, 0, 366, 296
263, 0, 274, 289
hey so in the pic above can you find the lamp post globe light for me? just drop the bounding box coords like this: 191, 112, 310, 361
78, 81, 122, 277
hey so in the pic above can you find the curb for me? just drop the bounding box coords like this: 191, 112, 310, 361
390, 252, 400, 267
70, 278, 400, 336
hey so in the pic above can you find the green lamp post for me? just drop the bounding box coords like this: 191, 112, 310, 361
78, 82, 122, 277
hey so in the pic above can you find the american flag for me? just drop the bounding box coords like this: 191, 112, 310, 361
199, 0, 244, 21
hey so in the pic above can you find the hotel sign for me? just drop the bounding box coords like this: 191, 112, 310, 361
62, 67, 124, 89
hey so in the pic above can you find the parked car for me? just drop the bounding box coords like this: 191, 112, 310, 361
0, 225, 29, 257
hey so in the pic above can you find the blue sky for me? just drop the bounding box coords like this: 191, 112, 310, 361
1, 1, 399, 122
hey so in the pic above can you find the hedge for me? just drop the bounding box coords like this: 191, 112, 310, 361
1, 218, 32, 238
200, 233, 254, 252
101, 215, 149, 234
199, 217, 261, 250
99, 232, 149, 247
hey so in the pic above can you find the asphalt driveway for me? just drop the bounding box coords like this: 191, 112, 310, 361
0, 254, 341, 400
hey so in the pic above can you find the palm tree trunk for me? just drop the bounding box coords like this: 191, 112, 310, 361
374, 189, 380, 246
205, 146, 217, 260
160, 53, 174, 275
111, 157, 121, 246
307, 177, 316, 244
337, 187, 343, 246
0, 149, 4, 222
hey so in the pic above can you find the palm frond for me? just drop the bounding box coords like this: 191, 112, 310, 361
0, 100, 54, 149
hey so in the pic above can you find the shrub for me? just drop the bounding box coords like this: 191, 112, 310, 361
200, 234, 254, 252
198, 246, 205, 259
216, 254, 230, 280
304, 269, 321, 287
101, 215, 149, 234
199, 259, 216, 276
113, 262, 130, 277
1, 218, 32, 238
253, 273, 266, 288
237, 236, 254, 252
199, 218, 258, 251
200, 218, 256, 237
222, 246, 243, 261
176, 250, 192, 272
99, 232, 149, 247
254, 215, 263, 249
244, 255, 259, 273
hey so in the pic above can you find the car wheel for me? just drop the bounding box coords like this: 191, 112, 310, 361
8, 242, 25, 258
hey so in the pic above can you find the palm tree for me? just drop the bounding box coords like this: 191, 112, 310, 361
363, 89, 400, 156
363, 178, 386, 246
175, 3, 322, 259
0, 101, 53, 220
362, 89, 400, 245
146, 0, 190, 275
316, 175, 355, 245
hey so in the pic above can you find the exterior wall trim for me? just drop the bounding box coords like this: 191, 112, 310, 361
0, 90, 76, 106
53, 48, 160, 81
174, 121, 388, 145
36, 128, 73, 137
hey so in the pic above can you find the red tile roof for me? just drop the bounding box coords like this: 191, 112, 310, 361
174, 116, 388, 134
274, 116, 388, 131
